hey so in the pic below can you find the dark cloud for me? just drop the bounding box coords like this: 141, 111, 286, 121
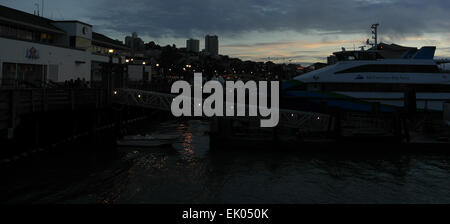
83, 0, 450, 38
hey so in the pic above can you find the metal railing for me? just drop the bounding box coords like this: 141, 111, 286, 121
112, 88, 330, 129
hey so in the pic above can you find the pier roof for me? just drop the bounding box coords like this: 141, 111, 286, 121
0, 5, 65, 34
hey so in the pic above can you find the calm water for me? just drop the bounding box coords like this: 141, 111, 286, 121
1, 120, 450, 204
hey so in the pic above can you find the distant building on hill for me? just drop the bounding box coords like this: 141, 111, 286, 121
186, 38, 199, 53
205, 35, 219, 56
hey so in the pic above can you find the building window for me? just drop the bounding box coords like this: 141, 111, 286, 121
40, 33, 53, 43
17, 29, 33, 41
2, 63, 46, 88
336, 64, 440, 74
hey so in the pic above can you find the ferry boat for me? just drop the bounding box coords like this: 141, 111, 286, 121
282, 25, 450, 112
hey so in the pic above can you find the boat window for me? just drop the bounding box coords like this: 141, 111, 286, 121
335, 64, 440, 74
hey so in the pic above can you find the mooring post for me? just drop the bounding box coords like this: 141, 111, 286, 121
70, 89, 75, 110
333, 108, 342, 140
114, 108, 123, 140
393, 112, 401, 140
371, 102, 380, 114
404, 87, 417, 115
8, 90, 19, 139
43, 88, 48, 112
90, 109, 100, 145
34, 118, 40, 147
402, 117, 410, 143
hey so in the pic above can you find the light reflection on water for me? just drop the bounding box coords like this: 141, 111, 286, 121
1, 120, 450, 204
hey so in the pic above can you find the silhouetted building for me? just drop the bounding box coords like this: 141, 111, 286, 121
186, 38, 199, 53
205, 35, 219, 55
125, 32, 145, 55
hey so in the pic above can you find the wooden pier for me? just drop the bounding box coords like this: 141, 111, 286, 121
0, 88, 107, 139
1, 87, 449, 157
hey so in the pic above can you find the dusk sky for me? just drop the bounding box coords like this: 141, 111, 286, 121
3, 0, 450, 64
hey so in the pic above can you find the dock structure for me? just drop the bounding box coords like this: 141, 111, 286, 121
111, 88, 331, 129
111, 88, 415, 145
1, 86, 444, 155
0, 88, 107, 139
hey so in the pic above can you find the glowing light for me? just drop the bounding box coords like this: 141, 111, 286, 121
108, 49, 114, 54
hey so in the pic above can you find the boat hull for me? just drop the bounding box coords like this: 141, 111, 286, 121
282, 90, 450, 112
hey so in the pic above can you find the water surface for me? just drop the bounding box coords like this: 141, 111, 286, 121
1, 120, 450, 204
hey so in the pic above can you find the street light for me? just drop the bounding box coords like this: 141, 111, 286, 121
108, 49, 115, 54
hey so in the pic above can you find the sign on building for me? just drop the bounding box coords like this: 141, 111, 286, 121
25, 47, 40, 59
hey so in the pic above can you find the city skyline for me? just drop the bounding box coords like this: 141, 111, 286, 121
3, 0, 450, 64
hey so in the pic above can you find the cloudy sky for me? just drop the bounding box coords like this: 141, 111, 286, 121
3, 0, 450, 64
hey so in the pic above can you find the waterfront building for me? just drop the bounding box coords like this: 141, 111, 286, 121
0, 5, 129, 88
90, 32, 131, 85
205, 35, 219, 56
186, 38, 199, 53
